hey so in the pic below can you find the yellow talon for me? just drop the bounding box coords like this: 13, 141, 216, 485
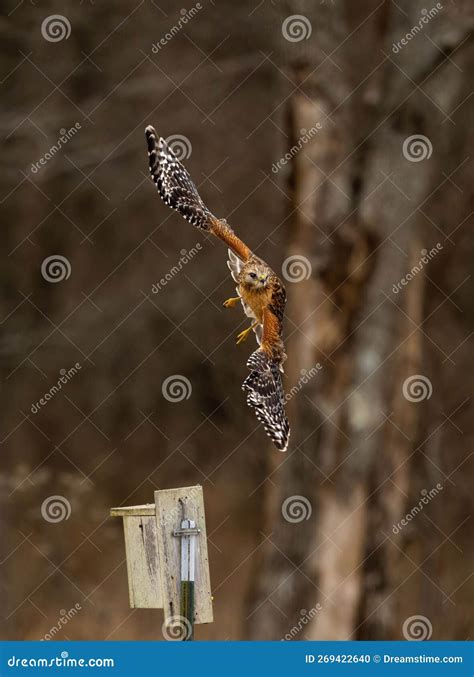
223, 296, 241, 308
236, 326, 253, 344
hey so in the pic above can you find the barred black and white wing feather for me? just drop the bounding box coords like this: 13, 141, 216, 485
145, 126, 215, 230
243, 350, 290, 452
242, 285, 290, 452
146, 126, 253, 261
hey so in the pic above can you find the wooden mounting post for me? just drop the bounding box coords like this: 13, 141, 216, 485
110, 485, 213, 639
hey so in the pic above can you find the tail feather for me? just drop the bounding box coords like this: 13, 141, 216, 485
145, 125, 215, 230
243, 350, 290, 452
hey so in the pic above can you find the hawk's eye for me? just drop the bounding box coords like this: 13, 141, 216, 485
249, 272, 257, 279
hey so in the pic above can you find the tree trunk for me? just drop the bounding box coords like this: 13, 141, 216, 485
247, 0, 474, 641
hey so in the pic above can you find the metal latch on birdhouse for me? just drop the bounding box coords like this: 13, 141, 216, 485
172, 500, 201, 640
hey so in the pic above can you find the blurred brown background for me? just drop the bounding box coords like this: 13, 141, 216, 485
1, 0, 473, 641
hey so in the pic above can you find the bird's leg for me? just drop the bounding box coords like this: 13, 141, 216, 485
223, 296, 241, 308
236, 321, 258, 345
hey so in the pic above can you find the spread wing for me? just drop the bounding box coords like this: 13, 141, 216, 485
243, 341, 290, 451
146, 125, 252, 262
243, 281, 290, 452
242, 296, 290, 451
146, 126, 214, 229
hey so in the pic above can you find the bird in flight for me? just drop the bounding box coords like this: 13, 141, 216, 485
145, 126, 290, 452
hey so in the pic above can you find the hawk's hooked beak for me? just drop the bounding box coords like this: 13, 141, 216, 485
258, 274, 267, 284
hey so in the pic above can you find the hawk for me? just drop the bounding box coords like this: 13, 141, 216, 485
145, 126, 290, 452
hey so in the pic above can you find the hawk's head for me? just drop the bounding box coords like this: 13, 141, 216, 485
242, 261, 270, 290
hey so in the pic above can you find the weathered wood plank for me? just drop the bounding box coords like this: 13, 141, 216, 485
154, 486, 213, 625
110, 504, 155, 517
123, 515, 162, 608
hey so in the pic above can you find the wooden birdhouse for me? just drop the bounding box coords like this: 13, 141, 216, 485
110, 486, 213, 638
